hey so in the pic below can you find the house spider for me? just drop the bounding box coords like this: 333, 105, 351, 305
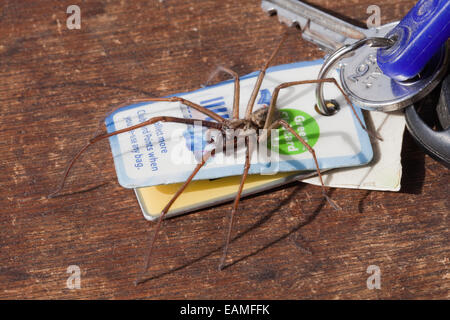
50, 31, 370, 284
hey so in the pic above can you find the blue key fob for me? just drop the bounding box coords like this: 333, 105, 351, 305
377, 0, 450, 81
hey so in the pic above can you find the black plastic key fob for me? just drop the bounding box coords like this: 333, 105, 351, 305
405, 72, 450, 168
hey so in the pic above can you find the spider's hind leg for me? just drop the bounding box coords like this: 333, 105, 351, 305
136, 149, 215, 285
219, 135, 252, 270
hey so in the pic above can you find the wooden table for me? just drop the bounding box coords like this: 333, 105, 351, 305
1, 0, 448, 299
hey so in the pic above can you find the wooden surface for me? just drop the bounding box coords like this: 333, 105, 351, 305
0, 0, 448, 299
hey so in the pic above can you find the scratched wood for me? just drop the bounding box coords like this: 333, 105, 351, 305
0, 0, 448, 299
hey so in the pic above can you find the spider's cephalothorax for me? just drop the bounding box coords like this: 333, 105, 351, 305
223, 107, 281, 133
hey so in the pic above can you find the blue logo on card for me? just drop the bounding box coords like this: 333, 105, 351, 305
258, 89, 271, 105
183, 96, 229, 153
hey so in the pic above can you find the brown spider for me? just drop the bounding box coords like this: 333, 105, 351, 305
50, 31, 370, 284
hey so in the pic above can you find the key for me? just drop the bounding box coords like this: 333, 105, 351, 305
261, 0, 396, 53
262, 0, 449, 112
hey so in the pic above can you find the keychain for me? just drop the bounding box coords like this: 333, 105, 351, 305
309, 0, 450, 166
405, 73, 450, 168
263, 0, 449, 166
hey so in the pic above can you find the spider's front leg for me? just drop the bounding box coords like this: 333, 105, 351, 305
260, 78, 343, 212
203, 66, 240, 119
261, 119, 341, 210
50, 96, 226, 198
263, 78, 381, 141
258, 76, 383, 210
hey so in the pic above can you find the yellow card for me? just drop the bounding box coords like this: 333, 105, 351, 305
135, 171, 318, 221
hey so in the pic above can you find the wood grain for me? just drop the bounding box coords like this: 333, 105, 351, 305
0, 0, 448, 299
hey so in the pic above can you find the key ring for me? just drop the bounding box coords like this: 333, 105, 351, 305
315, 37, 395, 115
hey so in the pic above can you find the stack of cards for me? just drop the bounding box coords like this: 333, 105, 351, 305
105, 60, 404, 221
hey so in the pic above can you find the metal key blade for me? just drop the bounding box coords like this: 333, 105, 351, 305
262, 0, 367, 53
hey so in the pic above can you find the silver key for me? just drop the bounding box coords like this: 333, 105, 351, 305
262, 0, 449, 112
261, 0, 395, 53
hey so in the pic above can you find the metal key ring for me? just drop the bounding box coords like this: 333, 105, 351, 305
316, 37, 395, 115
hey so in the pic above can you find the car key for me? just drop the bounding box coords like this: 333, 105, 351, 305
262, 0, 449, 112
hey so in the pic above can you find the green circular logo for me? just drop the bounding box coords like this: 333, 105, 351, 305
268, 109, 320, 155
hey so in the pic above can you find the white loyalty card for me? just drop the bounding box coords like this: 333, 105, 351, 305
106, 60, 373, 188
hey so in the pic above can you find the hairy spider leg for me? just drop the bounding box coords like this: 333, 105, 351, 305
135, 149, 216, 285
264, 78, 365, 131
218, 135, 252, 270
49, 96, 226, 197
318, 78, 382, 141
203, 66, 240, 119
261, 79, 357, 209
244, 31, 289, 119
264, 119, 341, 211
265, 78, 381, 141
94, 97, 229, 138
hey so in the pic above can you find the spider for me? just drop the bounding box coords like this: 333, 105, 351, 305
50, 31, 370, 284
